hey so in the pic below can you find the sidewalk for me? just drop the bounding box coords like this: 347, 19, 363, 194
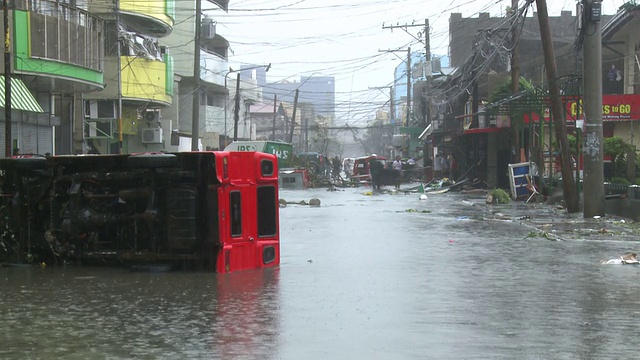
460, 196, 640, 242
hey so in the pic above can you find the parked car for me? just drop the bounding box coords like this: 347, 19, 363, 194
295, 152, 325, 174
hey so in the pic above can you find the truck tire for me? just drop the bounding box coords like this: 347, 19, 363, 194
128, 153, 177, 169
0, 156, 47, 171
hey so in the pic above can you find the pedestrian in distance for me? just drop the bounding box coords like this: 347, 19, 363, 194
448, 154, 457, 181
392, 155, 403, 189
433, 153, 442, 179
332, 156, 341, 179
369, 158, 384, 192
442, 154, 450, 179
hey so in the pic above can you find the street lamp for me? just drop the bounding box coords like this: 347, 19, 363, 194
223, 63, 271, 147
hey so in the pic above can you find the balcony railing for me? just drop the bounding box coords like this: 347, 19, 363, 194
120, 55, 172, 104
13, 0, 103, 72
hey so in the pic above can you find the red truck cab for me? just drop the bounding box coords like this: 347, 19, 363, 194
0, 151, 280, 272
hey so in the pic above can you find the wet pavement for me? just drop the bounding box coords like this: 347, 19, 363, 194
2, 186, 640, 359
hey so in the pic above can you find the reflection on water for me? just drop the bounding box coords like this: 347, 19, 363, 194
3, 188, 640, 358
0, 267, 280, 359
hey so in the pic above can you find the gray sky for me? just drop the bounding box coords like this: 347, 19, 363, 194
217, 0, 624, 125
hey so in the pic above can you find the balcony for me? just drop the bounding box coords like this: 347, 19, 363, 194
11, 8, 104, 92
201, 50, 227, 87
89, 0, 174, 37
120, 54, 173, 105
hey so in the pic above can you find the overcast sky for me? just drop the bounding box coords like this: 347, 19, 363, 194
216, 0, 624, 125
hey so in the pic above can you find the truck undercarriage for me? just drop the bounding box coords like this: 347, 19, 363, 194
0, 153, 223, 270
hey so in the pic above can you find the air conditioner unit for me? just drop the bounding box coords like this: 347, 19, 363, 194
143, 110, 160, 124
201, 19, 216, 39
141, 128, 164, 144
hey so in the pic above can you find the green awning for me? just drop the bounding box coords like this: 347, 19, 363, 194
0, 76, 44, 113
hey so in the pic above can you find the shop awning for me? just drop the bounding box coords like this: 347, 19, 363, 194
463, 127, 503, 135
0, 76, 44, 113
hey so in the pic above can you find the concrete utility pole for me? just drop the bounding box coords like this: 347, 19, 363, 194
116, 0, 123, 154
232, 73, 240, 141
288, 89, 299, 143
382, 21, 430, 126
4, 0, 12, 157
510, 0, 521, 163
191, 0, 202, 151
535, 0, 579, 213
424, 19, 432, 127
406, 46, 411, 126
582, 0, 605, 217
271, 94, 277, 140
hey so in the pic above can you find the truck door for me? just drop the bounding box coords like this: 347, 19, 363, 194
218, 183, 259, 272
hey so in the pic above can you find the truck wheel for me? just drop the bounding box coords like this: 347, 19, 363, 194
0, 156, 47, 171
128, 153, 177, 169
307, 163, 318, 174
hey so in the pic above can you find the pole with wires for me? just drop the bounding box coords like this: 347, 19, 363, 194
191, 0, 202, 151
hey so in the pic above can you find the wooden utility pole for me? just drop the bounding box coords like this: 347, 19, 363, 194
232, 73, 240, 141
535, 0, 579, 213
271, 94, 277, 140
288, 89, 299, 143
424, 19, 431, 128
582, 0, 605, 217
406, 46, 411, 126
510, 0, 521, 163
4, 0, 12, 157
191, 0, 202, 151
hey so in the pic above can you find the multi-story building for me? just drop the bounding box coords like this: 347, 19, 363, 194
85, 0, 175, 154
263, 76, 335, 125
1, 0, 105, 156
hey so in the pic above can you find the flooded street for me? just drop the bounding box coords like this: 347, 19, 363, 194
3, 187, 640, 359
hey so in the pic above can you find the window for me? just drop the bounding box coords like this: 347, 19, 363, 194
230, 191, 242, 237
257, 186, 277, 237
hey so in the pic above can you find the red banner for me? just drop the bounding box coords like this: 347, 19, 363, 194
524, 94, 640, 123
565, 94, 640, 121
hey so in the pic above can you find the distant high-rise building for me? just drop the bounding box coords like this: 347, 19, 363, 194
263, 76, 335, 121
240, 65, 267, 88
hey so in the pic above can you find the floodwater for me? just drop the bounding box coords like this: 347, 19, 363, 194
2, 187, 640, 359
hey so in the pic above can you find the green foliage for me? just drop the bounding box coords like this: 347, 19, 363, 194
553, 135, 578, 155
488, 77, 546, 129
604, 136, 633, 157
490, 188, 511, 204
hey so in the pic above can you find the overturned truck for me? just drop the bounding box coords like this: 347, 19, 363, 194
0, 151, 280, 272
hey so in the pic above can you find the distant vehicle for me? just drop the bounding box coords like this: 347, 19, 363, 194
351, 155, 387, 182
295, 151, 325, 174
224, 140, 292, 167
0, 151, 280, 272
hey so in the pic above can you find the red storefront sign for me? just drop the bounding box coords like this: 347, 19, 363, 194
523, 94, 640, 123
565, 94, 640, 121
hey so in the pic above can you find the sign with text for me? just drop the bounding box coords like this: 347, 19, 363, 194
565, 94, 640, 121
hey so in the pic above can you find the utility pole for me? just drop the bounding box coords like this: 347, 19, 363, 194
390, 86, 395, 123
3, 0, 12, 157
510, 0, 521, 163
535, 0, 579, 213
406, 46, 411, 126
424, 19, 432, 128
582, 0, 605, 217
232, 73, 240, 141
304, 115, 309, 152
288, 89, 299, 143
271, 94, 277, 140
115, 0, 123, 154
382, 20, 428, 125
191, 0, 202, 151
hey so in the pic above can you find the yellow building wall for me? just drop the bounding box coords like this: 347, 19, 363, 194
121, 56, 171, 104
120, 0, 173, 27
